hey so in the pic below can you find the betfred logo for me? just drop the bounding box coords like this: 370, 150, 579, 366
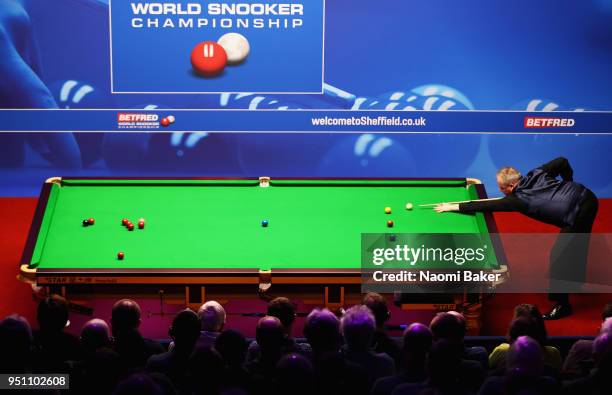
117, 113, 159, 122
524, 117, 575, 128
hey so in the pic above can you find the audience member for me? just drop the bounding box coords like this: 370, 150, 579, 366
303, 308, 369, 395
0, 314, 32, 373
246, 297, 311, 362
215, 329, 253, 393
111, 298, 164, 370
371, 323, 432, 395
479, 335, 559, 395
112, 373, 164, 395
430, 311, 488, 369
186, 345, 224, 394
274, 353, 315, 395
362, 292, 401, 365
147, 309, 201, 391
32, 294, 80, 372
168, 300, 227, 351
489, 314, 562, 374
563, 302, 612, 378
341, 305, 395, 388
429, 312, 486, 392
246, 315, 285, 394
80, 318, 112, 356
198, 300, 226, 346
72, 347, 123, 395
563, 331, 612, 394
392, 339, 469, 395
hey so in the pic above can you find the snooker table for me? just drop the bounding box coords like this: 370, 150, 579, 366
20, 177, 507, 310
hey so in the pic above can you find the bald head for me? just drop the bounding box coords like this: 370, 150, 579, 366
111, 299, 141, 335
403, 323, 433, 356
198, 301, 226, 332
507, 336, 543, 377
256, 316, 284, 353
81, 318, 111, 352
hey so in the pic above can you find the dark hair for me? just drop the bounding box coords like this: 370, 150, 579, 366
267, 297, 297, 329
429, 312, 465, 342
362, 292, 390, 328
508, 317, 545, 345
37, 294, 69, 332
169, 309, 200, 348
214, 329, 248, 367
512, 304, 547, 343
602, 303, 612, 321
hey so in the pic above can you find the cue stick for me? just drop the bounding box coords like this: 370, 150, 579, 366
418, 197, 503, 207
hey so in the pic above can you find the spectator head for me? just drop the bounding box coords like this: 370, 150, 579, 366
112, 373, 163, 395
188, 346, 224, 393
111, 299, 141, 335
403, 323, 433, 363
303, 308, 341, 355
602, 303, 612, 321
214, 329, 248, 367
37, 294, 69, 332
267, 297, 297, 335
513, 304, 547, 340
169, 309, 201, 350
426, 339, 462, 386
275, 353, 314, 395
80, 318, 111, 353
0, 314, 32, 372
362, 292, 390, 329
593, 332, 612, 370
429, 312, 465, 343
601, 317, 612, 335
508, 316, 545, 345
86, 348, 122, 394
197, 301, 226, 332
256, 316, 284, 357
341, 305, 376, 351
506, 335, 544, 377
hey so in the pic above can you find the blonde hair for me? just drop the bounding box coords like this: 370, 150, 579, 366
497, 167, 521, 186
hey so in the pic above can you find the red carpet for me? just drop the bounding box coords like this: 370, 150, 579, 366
1, 197, 611, 337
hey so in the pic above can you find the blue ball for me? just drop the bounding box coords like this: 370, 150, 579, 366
262, 220, 269, 227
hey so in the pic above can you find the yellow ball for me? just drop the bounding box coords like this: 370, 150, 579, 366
405, 203, 413, 210
384, 207, 392, 214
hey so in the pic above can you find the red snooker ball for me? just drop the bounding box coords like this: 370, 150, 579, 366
122, 218, 129, 226
117, 252, 124, 260
88, 218, 95, 225
387, 220, 394, 227
138, 220, 145, 229
191, 41, 227, 77
161, 118, 170, 127
127, 224, 134, 231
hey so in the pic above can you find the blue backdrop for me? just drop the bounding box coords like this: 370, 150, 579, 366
1, 0, 611, 197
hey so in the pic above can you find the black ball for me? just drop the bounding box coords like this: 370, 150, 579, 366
82, 219, 90, 227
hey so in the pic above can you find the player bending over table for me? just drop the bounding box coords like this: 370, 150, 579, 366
435, 157, 598, 320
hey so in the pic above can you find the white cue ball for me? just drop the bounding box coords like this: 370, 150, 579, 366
405, 203, 413, 210
218, 33, 250, 64
167, 115, 175, 124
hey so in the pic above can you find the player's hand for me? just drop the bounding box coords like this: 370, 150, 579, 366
434, 203, 457, 213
